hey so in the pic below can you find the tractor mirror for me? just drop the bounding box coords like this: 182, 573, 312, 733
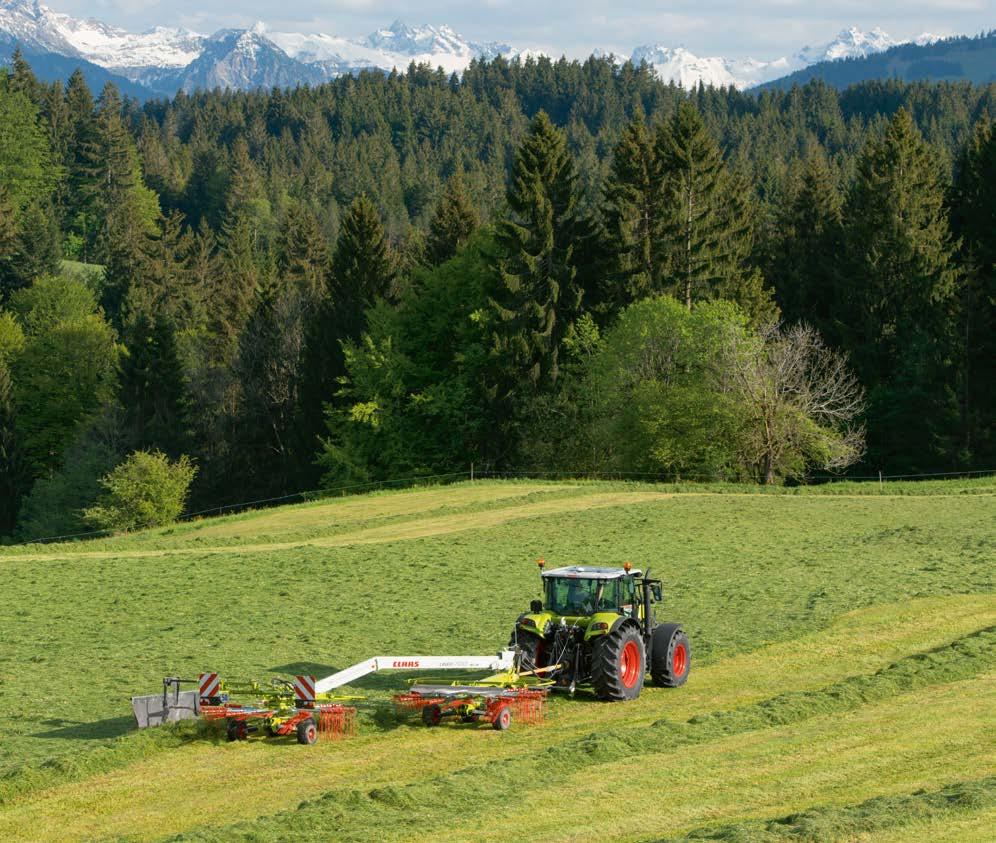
530, 599, 543, 613
651, 584, 663, 602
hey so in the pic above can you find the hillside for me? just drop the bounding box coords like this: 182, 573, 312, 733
763, 31, 996, 89
0, 478, 992, 841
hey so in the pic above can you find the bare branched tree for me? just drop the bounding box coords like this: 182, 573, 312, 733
727, 322, 865, 483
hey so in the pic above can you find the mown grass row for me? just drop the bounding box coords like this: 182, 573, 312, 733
661, 776, 996, 842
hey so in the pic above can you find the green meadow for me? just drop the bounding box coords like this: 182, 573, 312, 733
0, 478, 992, 841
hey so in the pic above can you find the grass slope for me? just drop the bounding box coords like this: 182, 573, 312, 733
0, 478, 992, 841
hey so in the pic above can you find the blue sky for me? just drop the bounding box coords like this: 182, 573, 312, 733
65, 1, 993, 59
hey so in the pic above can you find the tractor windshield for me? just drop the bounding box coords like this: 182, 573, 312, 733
545, 577, 619, 615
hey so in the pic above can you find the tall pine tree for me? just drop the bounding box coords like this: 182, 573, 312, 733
118, 311, 191, 458
600, 113, 663, 308
770, 147, 844, 341
426, 171, 479, 265
491, 111, 585, 391
655, 102, 755, 310
843, 107, 961, 471
950, 117, 996, 467
300, 195, 395, 468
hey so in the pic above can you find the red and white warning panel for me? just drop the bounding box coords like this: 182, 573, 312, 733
199, 672, 221, 700
293, 675, 317, 705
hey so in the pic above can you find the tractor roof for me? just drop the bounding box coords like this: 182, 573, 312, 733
541, 565, 641, 580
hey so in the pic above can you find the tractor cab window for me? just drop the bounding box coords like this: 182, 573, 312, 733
545, 577, 620, 615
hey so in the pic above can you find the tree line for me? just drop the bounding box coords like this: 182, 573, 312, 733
0, 51, 993, 538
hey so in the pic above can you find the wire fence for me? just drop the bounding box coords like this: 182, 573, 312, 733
16, 465, 995, 546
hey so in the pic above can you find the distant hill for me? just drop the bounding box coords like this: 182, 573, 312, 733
762, 32, 996, 90
0, 34, 150, 98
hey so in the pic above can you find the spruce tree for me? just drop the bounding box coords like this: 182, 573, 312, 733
950, 117, 996, 466
492, 111, 585, 390
8, 48, 43, 105
328, 194, 396, 335
277, 202, 330, 296
299, 196, 394, 463
843, 107, 961, 471
600, 113, 662, 307
427, 172, 479, 265
63, 71, 100, 261
118, 311, 191, 458
655, 102, 753, 310
11, 200, 61, 287
770, 147, 844, 339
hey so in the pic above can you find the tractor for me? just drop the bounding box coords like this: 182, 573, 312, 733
511, 561, 689, 701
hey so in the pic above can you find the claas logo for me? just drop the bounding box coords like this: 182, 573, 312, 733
392, 660, 420, 668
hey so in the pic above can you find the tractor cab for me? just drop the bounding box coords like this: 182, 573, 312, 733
540, 565, 655, 620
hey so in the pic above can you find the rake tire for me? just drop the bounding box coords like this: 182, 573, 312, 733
296, 717, 318, 745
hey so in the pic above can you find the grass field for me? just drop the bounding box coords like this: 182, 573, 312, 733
0, 478, 992, 841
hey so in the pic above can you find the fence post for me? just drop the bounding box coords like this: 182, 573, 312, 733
878, 470, 883, 489
470, 462, 474, 482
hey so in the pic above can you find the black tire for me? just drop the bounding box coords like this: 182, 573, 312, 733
510, 630, 546, 672
296, 717, 318, 745
591, 623, 646, 701
492, 704, 512, 731
421, 703, 443, 727
650, 623, 691, 688
227, 719, 248, 741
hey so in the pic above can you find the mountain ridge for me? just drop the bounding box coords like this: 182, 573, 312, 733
0, 0, 972, 96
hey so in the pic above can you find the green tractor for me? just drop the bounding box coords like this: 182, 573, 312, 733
511, 561, 690, 701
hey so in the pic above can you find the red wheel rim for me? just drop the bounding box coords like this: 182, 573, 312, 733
672, 642, 687, 677
619, 640, 642, 688
307, 725, 316, 743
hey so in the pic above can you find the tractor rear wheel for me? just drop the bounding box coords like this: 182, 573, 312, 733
650, 624, 691, 687
296, 717, 318, 745
591, 624, 645, 701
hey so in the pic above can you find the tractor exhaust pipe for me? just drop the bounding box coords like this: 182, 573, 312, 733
641, 569, 654, 658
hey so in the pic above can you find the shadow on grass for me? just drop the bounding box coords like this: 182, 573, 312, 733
35, 715, 135, 741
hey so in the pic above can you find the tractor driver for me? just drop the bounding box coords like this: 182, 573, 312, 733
567, 580, 594, 614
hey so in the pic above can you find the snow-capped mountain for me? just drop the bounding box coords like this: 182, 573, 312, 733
0, 0, 201, 73
172, 24, 324, 93
270, 20, 522, 78
630, 45, 791, 89
632, 27, 945, 90
0, 0, 957, 95
795, 26, 940, 65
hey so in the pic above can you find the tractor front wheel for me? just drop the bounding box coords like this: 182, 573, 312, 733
510, 630, 545, 673
591, 625, 646, 701
651, 624, 691, 687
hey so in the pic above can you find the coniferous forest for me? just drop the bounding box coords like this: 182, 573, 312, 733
0, 50, 993, 539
